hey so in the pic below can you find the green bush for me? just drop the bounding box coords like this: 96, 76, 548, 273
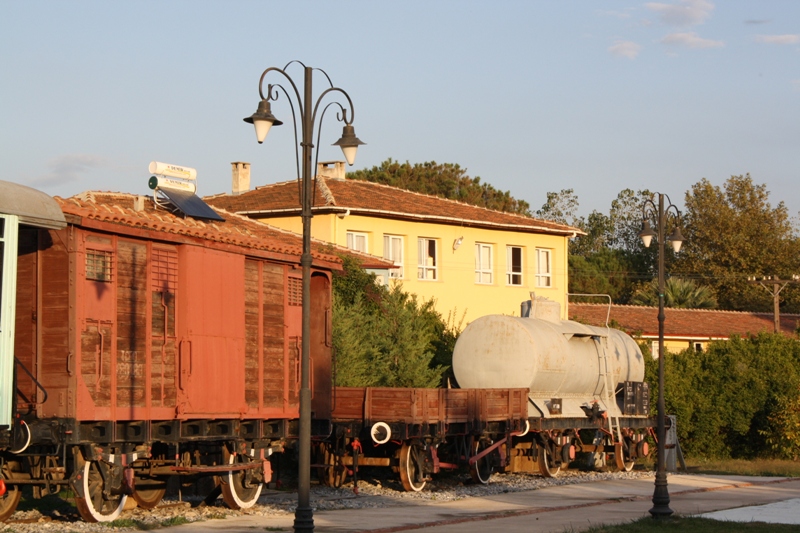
645, 333, 800, 459
332, 255, 449, 388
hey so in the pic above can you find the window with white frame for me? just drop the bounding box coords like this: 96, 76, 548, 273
506, 246, 523, 286
417, 238, 438, 280
383, 235, 404, 278
346, 231, 368, 253
475, 243, 493, 284
535, 248, 551, 287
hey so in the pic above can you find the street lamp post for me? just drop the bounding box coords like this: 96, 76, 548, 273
244, 61, 364, 532
638, 192, 684, 519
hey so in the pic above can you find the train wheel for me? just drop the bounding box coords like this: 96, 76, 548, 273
318, 443, 347, 488
220, 451, 263, 510
537, 445, 561, 478
614, 442, 635, 472
398, 443, 426, 492
132, 474, 167, 510
74, 460, 128, 522
0, 467, 21, 521
469, 440, 494, 484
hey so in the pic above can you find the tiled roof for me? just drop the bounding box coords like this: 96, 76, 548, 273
56, 192, 392, 269
205, 178, 583, 236
568, 303, 800, 339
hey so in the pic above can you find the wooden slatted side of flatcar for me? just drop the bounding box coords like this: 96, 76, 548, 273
331, 387, 528, 428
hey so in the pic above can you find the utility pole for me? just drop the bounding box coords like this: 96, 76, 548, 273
747, 275, 800, 333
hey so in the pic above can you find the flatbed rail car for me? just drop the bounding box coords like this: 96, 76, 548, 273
0, 185, 364, 522
318, 387, 529, 491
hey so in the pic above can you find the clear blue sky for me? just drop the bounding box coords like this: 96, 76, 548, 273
2, 1, 798, 221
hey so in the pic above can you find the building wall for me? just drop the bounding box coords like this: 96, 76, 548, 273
260, 213, 570, 325
647, 338, 712, 358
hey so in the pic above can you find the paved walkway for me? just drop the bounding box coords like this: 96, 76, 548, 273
173, 475, 800, 532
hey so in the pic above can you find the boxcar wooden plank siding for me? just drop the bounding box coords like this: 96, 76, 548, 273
244, 259, 260, 408
116, 241, 149, 410
262, 262, 286, 410
39, 228, 70, 419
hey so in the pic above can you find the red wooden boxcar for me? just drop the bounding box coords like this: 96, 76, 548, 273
1, 188, 343, 521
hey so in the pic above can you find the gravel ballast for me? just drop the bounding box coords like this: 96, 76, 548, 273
2, 469, 654, 532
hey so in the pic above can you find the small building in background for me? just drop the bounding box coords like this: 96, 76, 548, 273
568, 302, 800, 357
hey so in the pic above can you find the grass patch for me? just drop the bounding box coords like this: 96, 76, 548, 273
583, 516, 800, 532
683, 458, 800, 478
103, 516, 190, 530
160, 516, 190, 527
101, 518, 153, 531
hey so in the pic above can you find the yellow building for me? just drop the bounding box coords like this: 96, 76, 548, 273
207, 161, 582, 325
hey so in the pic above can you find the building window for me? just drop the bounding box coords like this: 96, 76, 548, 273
535, 248, 551, 287
346, 231, 368, 253
417, 238, 438, 280
651, 341, 660, 359
694, 342, 703, 353
506, 246, 523, 286
383, 235, 404, 278
475, 243, 493, 284
86, 250, 113, 282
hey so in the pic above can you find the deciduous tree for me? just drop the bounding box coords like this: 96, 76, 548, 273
347, 159, 532, 215
675, 174, 800, 311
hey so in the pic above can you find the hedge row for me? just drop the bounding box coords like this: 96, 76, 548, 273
643, 332, 800, 460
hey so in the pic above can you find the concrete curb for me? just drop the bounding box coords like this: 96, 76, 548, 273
358, 477, 798, 533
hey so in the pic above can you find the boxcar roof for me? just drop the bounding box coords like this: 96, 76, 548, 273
57, 191, 392, 270
0, 179, 67, 229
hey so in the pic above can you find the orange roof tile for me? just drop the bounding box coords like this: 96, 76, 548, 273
56, 192, 392, 269
206, 177, 583, 236
568, 303, 800, 339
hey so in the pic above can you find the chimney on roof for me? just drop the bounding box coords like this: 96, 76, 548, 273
231, 162, 251, 195
317, 161, 346, 181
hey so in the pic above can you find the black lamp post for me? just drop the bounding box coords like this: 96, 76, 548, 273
244, 61, 364, 532
638, 193, 684, 519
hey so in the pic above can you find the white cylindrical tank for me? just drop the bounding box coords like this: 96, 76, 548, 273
453, 315, 644, 401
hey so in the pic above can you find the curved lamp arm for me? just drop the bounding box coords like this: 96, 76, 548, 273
638, 193, 684, 252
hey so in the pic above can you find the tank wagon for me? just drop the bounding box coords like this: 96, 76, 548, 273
452, 296, 653, 476
0, 183, 347, 522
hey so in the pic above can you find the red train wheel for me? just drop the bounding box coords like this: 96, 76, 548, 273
537, 444, 561, 478
614, 442, 635, 472
220, 450, 262, 510
398, 443, 426, 492
132, 474, 167, 510
0, 467, 21, 522
469, 440, 494, 485
73, 460, 128, 522
327, 446, 347, 489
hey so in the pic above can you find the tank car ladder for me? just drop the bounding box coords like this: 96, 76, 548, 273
596, 335, 622, 445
